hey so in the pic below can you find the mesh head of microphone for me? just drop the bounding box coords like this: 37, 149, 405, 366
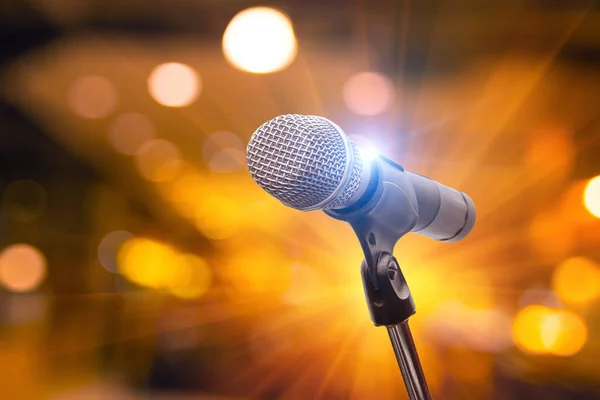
246, 114, 363, 210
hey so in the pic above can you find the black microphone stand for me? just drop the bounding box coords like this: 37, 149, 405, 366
326, 159, 433, 400
359, 254, 431, 400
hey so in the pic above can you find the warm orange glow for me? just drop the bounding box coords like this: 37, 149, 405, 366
527, 210, 575, 259
0, 244, 46, 292
552, 257, 600, 305
583, 175, 600, 218
135, 139, 183, 182
195, 196, 242, 240
108, 113, 155, 155
512, 305, 554, 354
161, 171, 209, 220
342, 72, 395, 116
448, 348, 492, 382
1, 179, 47, 222
222, 7, 297, 74
148, 62, 200, 107
169, 254, 212, 299
541, 310, 587, 356
224, 242, 292, 297
68, 75, 117, 118
524, 126, 574, 176
560, 180, 597, 223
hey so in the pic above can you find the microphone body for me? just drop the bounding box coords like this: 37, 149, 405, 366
246, 114, 475, 242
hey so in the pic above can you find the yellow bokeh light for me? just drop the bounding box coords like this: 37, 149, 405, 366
117, 238, 178, 289
68, 75, 117, 118
552, 257, 600, 305
117, 238, 211, 299
584, 175, 600, 218
108, 113, 155, 155
135, 139, 183, 182
169, 254, 212, 299
512, 305, 554, 354
222, 7, 297, 74
342, 72, 395, 116
0, 244, 46, 292
148, 62, 201, 107
541, 310, 587, 356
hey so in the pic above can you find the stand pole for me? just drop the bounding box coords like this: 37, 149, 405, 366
387, 322, 432, 400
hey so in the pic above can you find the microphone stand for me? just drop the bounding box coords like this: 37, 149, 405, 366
326, 158, 433, 400
359, 254, 431, 400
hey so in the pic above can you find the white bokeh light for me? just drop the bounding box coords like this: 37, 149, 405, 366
148, 63, 201, 107
222, 7, 298, 74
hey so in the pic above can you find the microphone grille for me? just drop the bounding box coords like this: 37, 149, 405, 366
246, 114, 362, 210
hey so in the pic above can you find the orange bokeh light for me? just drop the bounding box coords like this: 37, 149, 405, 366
512, 305, 554, 354
541, 310, 587, 356
552, 257, 600, 306
0, 244, 47, 292
68, 75, 117, 118
342, 72, 395, 116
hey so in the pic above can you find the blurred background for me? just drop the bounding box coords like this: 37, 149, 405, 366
1, 0, 600, 399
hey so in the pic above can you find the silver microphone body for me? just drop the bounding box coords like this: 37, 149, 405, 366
246, 114, 475, 242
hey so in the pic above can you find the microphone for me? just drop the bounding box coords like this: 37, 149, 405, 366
246, 114, 475, 242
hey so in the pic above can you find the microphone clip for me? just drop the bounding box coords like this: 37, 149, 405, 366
327, 157, 420, 326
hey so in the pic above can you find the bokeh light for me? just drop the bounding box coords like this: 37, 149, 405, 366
135, 139, 183, 182
68, 75, 118, 118
342, 72, 395, 116
97, 230, 133, 273
108, 113, 155, 155
0, 244, 46, 292
584, 175, 600, 218
148, 62, 201, 107
541, 310, 587, 356
512, 305, 554, 354
169, 254, 212, 299
117, 237, 211, 299
2, 179, 47, 222
222, 7, 298, 74
552, 257, 600, 306
203, 131, 245, 173
117, 237, 178, 289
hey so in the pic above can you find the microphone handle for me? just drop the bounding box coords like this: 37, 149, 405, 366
406, 171, 476, 242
